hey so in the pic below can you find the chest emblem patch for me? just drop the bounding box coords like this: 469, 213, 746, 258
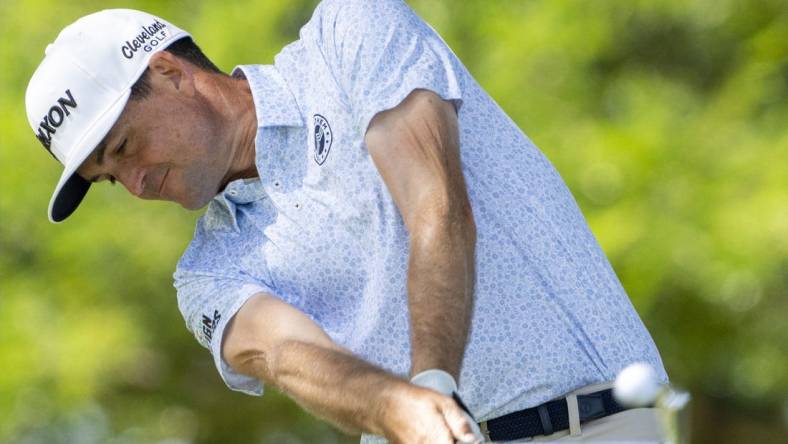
313, 114, 333, 165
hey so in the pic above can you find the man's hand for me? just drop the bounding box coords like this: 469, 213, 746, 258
410, 369, 484, 444
381, 383, 482, 444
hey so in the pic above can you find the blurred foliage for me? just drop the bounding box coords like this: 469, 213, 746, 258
1, 0, 786, 443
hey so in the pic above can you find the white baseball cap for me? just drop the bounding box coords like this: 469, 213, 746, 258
25, 9, 190, 223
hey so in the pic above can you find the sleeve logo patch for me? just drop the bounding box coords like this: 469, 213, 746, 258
313, 114, 333, 165
201, 309, 221, 344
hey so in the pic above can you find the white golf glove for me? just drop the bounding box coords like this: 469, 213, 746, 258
410, 369, 485, 444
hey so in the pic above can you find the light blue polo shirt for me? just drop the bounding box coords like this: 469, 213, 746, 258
173, 0, 667, 426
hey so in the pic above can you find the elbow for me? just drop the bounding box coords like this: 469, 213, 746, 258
222, 319, 276, 383
224, 349, 271, 382
226, 341, 293, 386
225, 343, 272, 381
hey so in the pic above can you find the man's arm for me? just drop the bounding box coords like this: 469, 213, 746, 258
364, 88, 476, 380
223, 293, 478, 443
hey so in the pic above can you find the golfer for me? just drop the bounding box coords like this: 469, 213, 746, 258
26, 1, 668, 442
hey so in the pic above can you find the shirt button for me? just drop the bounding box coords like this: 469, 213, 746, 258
294, 203, 301, 209
273, 180, 281, 187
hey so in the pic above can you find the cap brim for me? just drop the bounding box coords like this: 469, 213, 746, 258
48, 88, 132, 223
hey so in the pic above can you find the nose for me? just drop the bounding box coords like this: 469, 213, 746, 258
115, 167, 146, 197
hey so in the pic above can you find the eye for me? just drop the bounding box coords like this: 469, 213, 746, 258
114, 139, 127, 155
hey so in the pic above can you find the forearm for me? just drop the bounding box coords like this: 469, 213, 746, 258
223, 293, 476, 441
408, 210, 476, 379
260, 340, 410, 435
363, 88, 476, 381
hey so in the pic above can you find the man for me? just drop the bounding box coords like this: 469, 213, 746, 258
26, 1, 668, 442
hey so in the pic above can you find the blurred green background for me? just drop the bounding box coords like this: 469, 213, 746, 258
1, 0, 786, 443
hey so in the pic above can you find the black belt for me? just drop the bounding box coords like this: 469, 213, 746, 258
478, 388, 629, 441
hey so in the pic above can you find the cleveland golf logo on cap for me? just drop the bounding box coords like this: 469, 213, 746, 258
35, 89, 78, 154
120, 18, 169, 59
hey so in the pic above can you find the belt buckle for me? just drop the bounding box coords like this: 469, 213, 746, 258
479, 421, 491, 442
577, 393, 606, 422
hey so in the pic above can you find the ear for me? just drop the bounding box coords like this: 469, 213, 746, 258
146, 51, 195, 96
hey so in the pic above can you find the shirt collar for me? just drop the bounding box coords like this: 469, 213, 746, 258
231, 64, 304, 128
206, 178, 266, 232
207, 64, 304, 232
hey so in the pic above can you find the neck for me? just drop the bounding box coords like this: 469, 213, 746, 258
215, 73, 259, 190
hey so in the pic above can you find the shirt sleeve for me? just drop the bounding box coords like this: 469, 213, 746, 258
173, 269, 271, 396
315, 0, 465, 134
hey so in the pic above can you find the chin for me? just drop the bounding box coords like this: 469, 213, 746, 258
179, 200, 208, 211
178, 192, 215, 211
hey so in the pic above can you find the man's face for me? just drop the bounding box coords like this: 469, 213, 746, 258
77, 66, 230, 210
